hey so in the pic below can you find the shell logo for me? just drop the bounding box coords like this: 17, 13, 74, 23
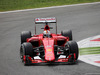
47, 49, 52, 51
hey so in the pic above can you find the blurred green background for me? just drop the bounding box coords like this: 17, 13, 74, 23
0, 0, 100, 11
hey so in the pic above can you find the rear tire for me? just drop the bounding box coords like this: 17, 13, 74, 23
67, 41, 79, 60
61, 30, 72, 40
21, 31, 31, 44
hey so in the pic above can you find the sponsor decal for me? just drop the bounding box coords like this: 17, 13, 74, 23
47, 54, 52, 57
36, 18, 56, 21
47, 45, 51, 47
47, 49, 52, 52
35, 17, 56, 23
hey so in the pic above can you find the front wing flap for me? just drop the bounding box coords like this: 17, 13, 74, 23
23, 53, 76, 64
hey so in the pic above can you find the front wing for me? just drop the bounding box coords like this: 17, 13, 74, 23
23, 53, 76, 65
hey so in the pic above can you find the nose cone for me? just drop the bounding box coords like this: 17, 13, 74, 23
45, 49, 55, 61
43, 38, 55, 62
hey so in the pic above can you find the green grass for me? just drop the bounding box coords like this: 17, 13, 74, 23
80, 47, 100, 55
0, 0, 100, 11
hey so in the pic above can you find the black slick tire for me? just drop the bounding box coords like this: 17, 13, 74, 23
21, 31, 31, 44
20, 42, 33, 65
67, 41, 79, 60
61, 30, 72, 40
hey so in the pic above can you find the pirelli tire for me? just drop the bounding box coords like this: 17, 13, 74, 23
61, 30, 72, 41
21, 31, 31, 44
21, 42, 33, 57
67, 41, 79, 60
20, 42, 33, 66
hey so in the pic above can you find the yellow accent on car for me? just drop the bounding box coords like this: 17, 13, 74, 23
47, 49, 52, 51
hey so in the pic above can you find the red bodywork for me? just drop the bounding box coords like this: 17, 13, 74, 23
23, 24, 76, 64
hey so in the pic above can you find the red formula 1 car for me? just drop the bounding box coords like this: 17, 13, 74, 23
20, 17, 79, 65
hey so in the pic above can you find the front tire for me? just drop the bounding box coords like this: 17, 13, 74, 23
67, 41, 79, 60
20, 42, 33, 65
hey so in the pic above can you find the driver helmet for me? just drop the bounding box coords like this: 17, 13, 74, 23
43, 30, 51, 37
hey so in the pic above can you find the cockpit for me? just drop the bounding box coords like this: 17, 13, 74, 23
43, 30, 51, 38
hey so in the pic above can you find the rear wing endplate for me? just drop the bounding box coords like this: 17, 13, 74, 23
35, 17, 56, 24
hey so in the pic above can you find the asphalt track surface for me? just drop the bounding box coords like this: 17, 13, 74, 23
0, 3, 100, 75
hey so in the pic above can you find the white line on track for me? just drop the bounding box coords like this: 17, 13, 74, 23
78, 35, 100, 67
0, 2, 100, 14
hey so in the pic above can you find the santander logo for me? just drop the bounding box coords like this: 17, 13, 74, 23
35, 18, 56, 21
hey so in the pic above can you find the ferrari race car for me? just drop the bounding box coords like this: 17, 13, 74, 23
20, 17, 79, 65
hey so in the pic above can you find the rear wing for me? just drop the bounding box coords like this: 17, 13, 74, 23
35, 17, 56, 24
34, 17, 57, 34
